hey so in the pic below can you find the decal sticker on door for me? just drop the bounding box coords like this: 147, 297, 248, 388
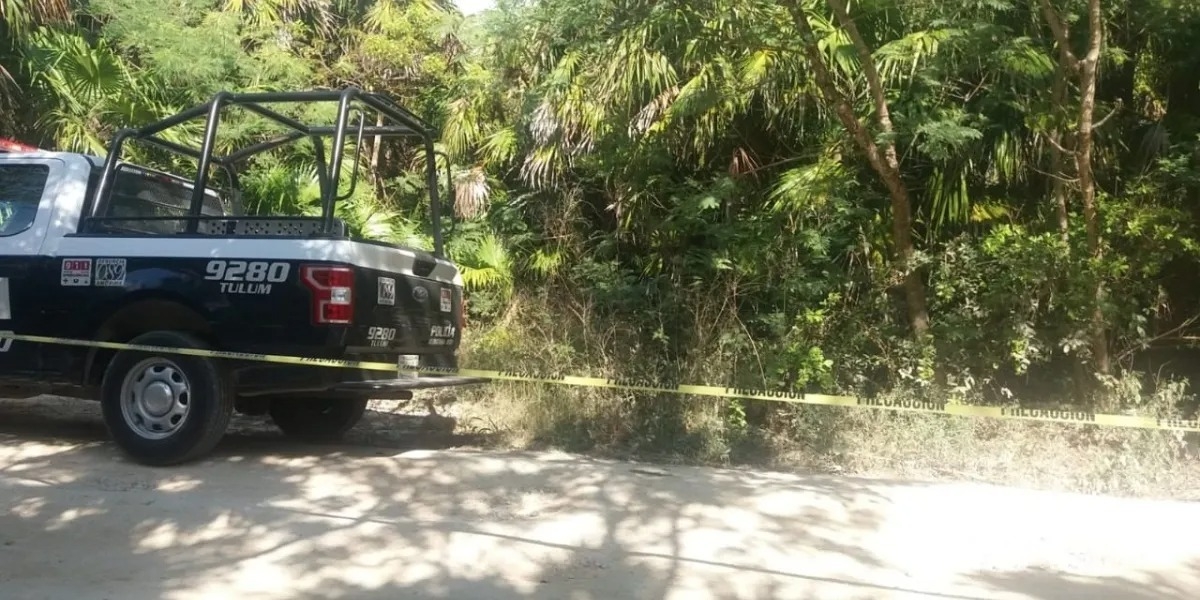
440, 288, 452, 313
205, 260, 290, 295
94, 258, 127, 287
61, 258, 92, 286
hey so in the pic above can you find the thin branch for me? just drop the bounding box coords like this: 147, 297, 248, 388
1043, 132, 1075, 156
1093, 99, 1124, 130
742, 154, 817, 175
1029, 165, 1079, 184
828, 0, 897, 137
959, 74, 991, 103
1117, 313, 1200, 361
790, 6, 887, 175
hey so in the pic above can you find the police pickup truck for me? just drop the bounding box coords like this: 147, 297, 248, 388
0, 88, 484, 465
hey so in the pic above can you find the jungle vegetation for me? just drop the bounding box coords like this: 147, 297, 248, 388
4, 0, 1200, 483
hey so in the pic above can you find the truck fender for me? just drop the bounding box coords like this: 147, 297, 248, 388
83, 295, 215, 387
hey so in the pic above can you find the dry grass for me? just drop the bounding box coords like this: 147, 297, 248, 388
411, 382, 1200, 501
774, 409, 1200, 499
436, 297, 1200, 501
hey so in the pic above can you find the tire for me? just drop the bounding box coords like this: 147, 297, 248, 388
99, 330, 234, 466
268, 397, 369, 441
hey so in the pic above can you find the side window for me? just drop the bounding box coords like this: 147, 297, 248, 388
0, 164, 50, 237
105, 170, 192, 234
102, 169, 227, 234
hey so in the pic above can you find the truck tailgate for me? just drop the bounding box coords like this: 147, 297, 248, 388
353, 268, 461, 353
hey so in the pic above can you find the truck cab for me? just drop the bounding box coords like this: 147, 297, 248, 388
0, 88, 484, 465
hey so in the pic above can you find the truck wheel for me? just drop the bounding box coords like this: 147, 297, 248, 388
99, 331, 234, 466
268, 397, 369, 441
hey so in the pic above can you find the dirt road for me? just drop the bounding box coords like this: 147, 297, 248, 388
2, 397, 1199, 599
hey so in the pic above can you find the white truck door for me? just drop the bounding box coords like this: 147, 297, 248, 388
0, 156, 67, 369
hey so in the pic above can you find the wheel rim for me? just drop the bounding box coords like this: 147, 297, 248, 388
120, 357, 192, 440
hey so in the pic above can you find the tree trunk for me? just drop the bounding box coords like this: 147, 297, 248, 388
878, 152, 931, 339
1076, 0, 1109, 375
1049, 63, 1072, 247
1039, 0, 1110, 377
789, 0, 931, 338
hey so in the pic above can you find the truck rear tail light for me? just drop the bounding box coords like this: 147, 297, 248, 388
301, 264, 354, 324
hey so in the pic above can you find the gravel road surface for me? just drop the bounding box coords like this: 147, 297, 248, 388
2, 397, 1199, 599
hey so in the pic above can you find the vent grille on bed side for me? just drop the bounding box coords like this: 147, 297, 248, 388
193, 218, 345, 237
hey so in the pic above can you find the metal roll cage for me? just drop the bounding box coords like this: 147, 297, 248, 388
81, 87, 450, 257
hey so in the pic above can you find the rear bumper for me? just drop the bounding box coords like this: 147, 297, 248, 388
330, 375, 490, 398
232, 349, 476, 398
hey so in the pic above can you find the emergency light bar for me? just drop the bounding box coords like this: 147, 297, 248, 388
0, 138, 38, 152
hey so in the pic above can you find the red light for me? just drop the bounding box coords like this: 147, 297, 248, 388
301, 264, 355, 325
327, 269, 354, 287
324, 303, 353, 322
305, 266, 353, 287
0, 138, 38, 152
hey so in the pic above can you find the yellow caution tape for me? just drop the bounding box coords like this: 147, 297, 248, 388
5, 332, 1200, 433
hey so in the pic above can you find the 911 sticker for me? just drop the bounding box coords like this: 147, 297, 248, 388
440, 288, 452, 312
205, 260, 290, 295
61, 258, 92, 286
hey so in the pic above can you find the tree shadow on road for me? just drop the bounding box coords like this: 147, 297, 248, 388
2, 397, 1197, 600
969, 561, 1200, 600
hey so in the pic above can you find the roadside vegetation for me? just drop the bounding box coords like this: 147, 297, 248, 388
4, 0, 1200, 497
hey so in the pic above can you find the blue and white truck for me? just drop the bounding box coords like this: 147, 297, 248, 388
0, 88, 484, 465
